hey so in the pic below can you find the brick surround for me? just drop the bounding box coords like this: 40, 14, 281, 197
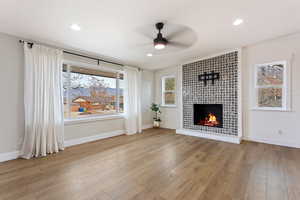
182, 51, 238, 136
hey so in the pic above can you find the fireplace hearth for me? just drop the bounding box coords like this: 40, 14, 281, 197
194, 104, 223, 128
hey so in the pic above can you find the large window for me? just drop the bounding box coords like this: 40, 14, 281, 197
63, 64, 124, 119
161, 75, 176, 106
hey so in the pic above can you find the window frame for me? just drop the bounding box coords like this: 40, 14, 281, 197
161, 75, 176, 107
253, 60, 290, 111
63, 60, 124, 123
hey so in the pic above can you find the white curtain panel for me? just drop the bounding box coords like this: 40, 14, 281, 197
124, 66, 142, 135
21, 43, 64, 159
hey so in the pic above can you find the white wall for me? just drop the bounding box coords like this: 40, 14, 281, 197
64, 118, 124, 140
0, 33, 25, 153
0, 32, 154, 155
242, 33, 300, 147
154, 66, 181, 129
141, 70, 155, 128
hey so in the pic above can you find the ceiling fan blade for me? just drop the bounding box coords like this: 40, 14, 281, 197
130, 43, 153, 50
167, 28, 189, 40
168, 41, 190, 48
136, 42, 153, 47
140, 32, 154, 40
136, 27, 155, 40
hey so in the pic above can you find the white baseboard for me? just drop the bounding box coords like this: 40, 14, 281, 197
176, 129, 241, 144
161, 125, 176, 129
0, 151, 20, 163
64, 130, 125, 147
142, 124, 153, 130
0, 130, 125, 163
243, 136, 300, 148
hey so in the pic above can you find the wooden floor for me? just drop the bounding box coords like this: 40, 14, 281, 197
0, 129, 300, 200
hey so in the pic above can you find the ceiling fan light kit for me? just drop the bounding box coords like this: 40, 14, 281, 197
154, 43, 166, 50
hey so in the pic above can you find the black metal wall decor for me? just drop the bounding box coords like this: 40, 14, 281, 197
198, 71, 220, 86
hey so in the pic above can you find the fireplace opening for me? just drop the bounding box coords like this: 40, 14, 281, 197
194, 104, 223, 128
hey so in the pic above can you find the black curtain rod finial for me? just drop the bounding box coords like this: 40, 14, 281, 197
19, 40, 34, 48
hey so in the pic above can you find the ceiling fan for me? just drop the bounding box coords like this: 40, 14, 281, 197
144, 22, 194, 51
153, 22, 168, 50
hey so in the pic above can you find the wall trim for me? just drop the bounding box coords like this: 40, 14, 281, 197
64, 130, 125, 147
142, 124, 153, 130
0, 151, 20, 163
243, 136, 300, 148
176, 129, 241, 144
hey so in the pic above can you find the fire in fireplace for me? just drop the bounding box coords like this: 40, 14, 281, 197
194, 104, 223, 128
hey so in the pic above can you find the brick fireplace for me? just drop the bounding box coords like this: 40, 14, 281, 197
177, 51, 241, 143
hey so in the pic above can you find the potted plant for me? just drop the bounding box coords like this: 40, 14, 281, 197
150, 103, 161, 128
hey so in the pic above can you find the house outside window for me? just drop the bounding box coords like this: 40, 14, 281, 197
63, 64, 124, 119
161, 75, 176, 107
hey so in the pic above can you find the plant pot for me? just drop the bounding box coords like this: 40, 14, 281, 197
153, 120, 160, 128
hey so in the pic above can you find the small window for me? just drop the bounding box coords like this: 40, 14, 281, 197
63, 64, 124, 119
254, 61, 289, 111
162, 76, 176, 106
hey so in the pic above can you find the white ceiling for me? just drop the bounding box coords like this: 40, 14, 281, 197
1, 0, 300, 70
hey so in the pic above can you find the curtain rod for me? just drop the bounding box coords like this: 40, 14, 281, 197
19, 40, 124, 67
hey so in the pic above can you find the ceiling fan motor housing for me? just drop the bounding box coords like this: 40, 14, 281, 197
154, 22, 168, 46
154, 34, 168, 45
156, 22, 164, 31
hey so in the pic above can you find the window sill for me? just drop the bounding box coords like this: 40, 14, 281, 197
251, 107, 291, 112
161, 105, 177, 108
64, 114, 124, 125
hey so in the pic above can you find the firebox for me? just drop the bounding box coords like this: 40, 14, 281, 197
193, 104, 223, 128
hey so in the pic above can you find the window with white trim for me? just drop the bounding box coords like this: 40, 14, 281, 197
63, 64, 124, 119
254, 61, 289, 110
161, 76, 176, 106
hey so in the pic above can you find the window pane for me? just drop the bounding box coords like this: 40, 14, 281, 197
164, 92, 175, 105
165, 78, 175, 90
119, 78, 124, 113
67, 70, 119, 118
258, 88, 282, 107
257, 64, 283, 86
62, 71, 69, 118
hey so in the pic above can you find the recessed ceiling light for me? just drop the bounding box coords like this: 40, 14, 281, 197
147, 53, 153, 57
70, 24, 81, 31
233, 18, 243, 26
